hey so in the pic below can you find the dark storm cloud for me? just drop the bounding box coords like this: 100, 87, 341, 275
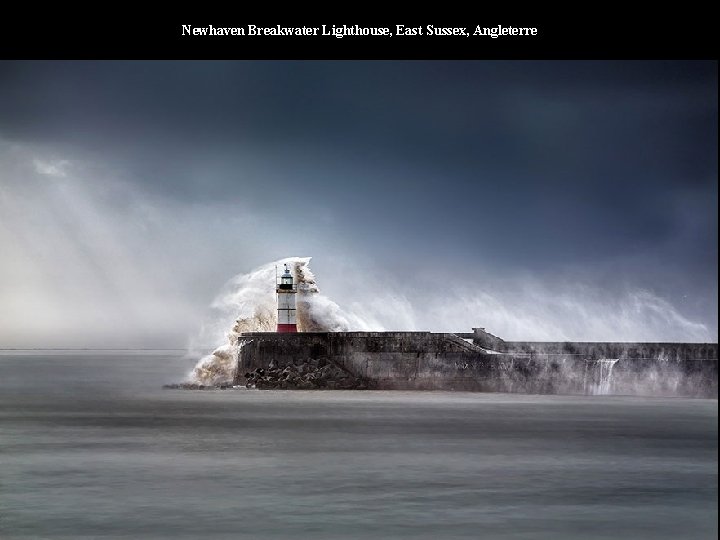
0, 60, 716, 344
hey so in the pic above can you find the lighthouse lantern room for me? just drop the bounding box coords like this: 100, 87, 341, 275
276, 264, 298, 333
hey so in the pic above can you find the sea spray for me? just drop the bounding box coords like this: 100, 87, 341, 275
584, 358, 620, 395
186, 258, 713, 389
189, 257, 373, 384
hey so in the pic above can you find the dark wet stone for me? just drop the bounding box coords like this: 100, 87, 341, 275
240, 356, 370, 392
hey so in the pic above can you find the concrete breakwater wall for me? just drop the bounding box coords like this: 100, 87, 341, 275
235, 332, 718, 397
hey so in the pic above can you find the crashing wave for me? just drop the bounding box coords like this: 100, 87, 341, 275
189, 257, 363, 384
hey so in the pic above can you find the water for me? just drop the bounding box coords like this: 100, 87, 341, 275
587, 358, 621, 395
191, 257, 373, 385
1, 353, 717, 539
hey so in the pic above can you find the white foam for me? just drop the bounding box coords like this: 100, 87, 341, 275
188, 257, 375, 384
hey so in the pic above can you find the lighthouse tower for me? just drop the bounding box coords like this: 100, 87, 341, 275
276, 264, 298, 333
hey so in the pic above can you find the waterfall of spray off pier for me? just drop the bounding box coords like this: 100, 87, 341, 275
189, 257, 375, 384
584, 359, 620, 395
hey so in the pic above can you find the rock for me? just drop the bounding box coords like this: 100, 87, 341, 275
240, 358, 370, 392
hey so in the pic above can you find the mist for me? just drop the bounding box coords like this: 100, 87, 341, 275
0, 139, 715, 350
0, 61, 716, 348
0, 141, 272, 348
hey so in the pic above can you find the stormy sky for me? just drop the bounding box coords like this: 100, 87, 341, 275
0, 61, 716, 348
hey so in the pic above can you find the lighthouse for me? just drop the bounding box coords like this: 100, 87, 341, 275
276, 264, 298, 333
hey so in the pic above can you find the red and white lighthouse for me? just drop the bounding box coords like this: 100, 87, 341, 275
276, 264, 298, 333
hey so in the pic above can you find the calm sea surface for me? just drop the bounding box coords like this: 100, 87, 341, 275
0, 353, 717, 539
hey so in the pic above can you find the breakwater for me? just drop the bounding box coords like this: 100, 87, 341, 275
235, 332, 717, 397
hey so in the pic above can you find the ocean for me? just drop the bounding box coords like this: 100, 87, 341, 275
1, 352, 717, 539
